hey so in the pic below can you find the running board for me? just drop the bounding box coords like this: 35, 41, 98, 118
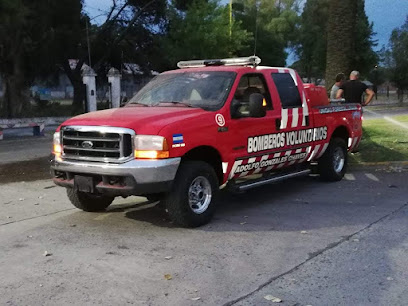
234, 169, 311, 192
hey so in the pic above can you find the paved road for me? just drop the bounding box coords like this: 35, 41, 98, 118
1, 169, 407, 305
0, 135, 53, 165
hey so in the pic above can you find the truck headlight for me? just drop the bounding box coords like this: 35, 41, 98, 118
53, 132, 62, 156
134, 135, 169, 159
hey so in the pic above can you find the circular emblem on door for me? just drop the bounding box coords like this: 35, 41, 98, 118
82, 141, 93, 149
215, 114, 225, 127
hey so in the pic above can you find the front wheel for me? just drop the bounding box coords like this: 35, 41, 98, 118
67, 188, 114, 212
318, 138, 348, 181
164, 161, 219, 227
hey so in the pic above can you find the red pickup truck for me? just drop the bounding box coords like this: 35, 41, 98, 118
51, 56, 362, 227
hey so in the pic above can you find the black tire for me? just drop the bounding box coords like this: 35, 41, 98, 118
67, 188, 114, 212
164, 161, 219, 228
318, 137, 348, 181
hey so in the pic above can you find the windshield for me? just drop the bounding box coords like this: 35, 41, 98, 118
128, 71, 236, 110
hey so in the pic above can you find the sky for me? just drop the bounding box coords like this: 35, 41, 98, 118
84, 0, 408, 52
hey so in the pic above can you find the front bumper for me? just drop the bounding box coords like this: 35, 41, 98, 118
51, 156, 181, 196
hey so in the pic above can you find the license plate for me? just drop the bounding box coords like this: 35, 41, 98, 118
74, 175, 95, 193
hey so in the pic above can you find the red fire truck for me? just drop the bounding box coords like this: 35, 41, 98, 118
51, 56, 362, 227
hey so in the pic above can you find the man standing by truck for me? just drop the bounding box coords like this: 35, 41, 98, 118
336, 70, 374, 106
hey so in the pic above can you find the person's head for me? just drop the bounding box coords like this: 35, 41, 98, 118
335, 73, 345, 83
350, 70, 360, 80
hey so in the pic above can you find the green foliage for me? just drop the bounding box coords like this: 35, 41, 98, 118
234, 0, 300, 66
387, 17, 408, 91
352, 0, 378, 76
163, 0, 251, 67
294, 0, 329, 80
296, 0, 377, 82
350, 118, 408, 163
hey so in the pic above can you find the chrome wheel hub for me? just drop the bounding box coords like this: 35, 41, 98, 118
333, 147, 345, 173
188, 176, 212, 214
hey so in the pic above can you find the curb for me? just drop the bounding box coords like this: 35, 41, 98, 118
349, 161, 408, 170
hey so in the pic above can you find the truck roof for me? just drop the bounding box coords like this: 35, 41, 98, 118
163, 65, 297, 75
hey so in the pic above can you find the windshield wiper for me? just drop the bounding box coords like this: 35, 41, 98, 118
128, 102, 149, 106
154, 101, 194, 107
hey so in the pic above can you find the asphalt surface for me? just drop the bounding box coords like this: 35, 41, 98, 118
1, 107, 407, 305
0, 134, 53, 165
1, 168, 407, 305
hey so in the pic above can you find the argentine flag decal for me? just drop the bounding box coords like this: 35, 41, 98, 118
172, 134, 184, 144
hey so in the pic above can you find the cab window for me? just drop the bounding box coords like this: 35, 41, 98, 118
271, 73, 302, 108
234, 74, 272, 110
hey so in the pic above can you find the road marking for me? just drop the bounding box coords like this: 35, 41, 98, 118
344, 173, 356, 181
94, 213, 113, 221
365, 173, 380, 182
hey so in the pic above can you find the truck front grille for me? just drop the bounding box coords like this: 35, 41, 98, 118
61, 126, 134, 163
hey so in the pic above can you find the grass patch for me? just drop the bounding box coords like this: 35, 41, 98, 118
350, 118, 408, 163
393, 115, 408, 124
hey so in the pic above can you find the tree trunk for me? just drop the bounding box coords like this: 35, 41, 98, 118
2, 55, 29, 118
62, 59, 86, 115
325, 0, 357, 90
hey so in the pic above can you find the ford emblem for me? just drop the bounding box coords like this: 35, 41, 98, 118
82, 140, 93, 149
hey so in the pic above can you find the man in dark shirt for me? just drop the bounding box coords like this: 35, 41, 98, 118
336, 71, 374, 106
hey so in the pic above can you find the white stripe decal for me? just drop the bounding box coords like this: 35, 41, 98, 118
291, 108, 299, 128
277, 151, 292, 168
288, 148, 303, 165
316, 143, 329, 159
278, 68, 285, 73
302, 92, 309, 126
239, 157, 257, 177
351, 137, 358, 149
222, 162, 228, 174
299, 146, 312, 163
265, 152, 282, 172
307, 145, 320, 161
229, 160, 242, 179
289, 69, 298, 86
253, 155, 269, 174
281, 109, 288, 129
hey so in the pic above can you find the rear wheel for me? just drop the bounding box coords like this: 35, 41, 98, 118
318, 137, 347, 181
67, 188, 114, 212
164, 161, 219, 227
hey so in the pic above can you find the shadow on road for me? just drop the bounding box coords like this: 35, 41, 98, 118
0, 156, 52, 184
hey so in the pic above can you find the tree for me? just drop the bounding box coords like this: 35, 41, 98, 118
163, 0, 251, 67
234, 0, 300, 66
295, 0, 376, 87
0, 0, 29, 117
0, 0, 84, 117
384, 17, 408, 103
351, 0, 378, 76
294, 0, 329, 81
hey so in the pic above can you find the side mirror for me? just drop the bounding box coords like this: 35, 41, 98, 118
248, 93, 266, 118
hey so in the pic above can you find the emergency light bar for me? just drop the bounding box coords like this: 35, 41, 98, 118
177, 56, 261, 69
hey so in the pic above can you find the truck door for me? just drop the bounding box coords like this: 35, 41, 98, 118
268, 71, 317, 168
225, 73, 284, 179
